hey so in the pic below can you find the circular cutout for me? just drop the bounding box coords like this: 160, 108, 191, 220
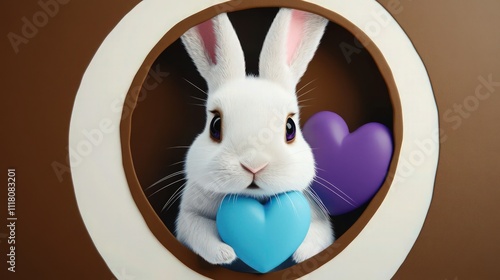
70, 0, 438, 279
128, 8, 396, 274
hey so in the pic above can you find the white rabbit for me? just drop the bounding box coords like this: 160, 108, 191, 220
176, 8, 334, 266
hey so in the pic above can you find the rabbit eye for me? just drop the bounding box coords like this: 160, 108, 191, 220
210, 114, 222, 142
286, 117, 296, 143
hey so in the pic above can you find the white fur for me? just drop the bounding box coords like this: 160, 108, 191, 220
177, 9, 333, 266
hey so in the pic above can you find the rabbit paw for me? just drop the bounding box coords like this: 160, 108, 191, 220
292, 241, 323, 263
204, 243, 237, 265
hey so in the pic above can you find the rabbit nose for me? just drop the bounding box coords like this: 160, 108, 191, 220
240, 162, 268, 174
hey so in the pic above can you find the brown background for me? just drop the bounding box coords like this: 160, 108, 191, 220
1, 0, 499, 279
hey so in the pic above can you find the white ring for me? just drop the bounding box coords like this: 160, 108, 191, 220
70, 0, 438, 279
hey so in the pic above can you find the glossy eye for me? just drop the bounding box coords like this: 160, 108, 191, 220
210, 113, 222, 142
286, 117, 296, 143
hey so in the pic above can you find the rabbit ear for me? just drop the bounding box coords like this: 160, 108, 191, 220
181, 13, 246, 92
259, 9, 328, 92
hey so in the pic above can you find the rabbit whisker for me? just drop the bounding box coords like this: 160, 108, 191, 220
189, 103, 206, 107
272, 192, 281, 208
146, 170, 185, 191
184, 78, 207, 95
315, 175, 356, 204
190, 95, 207, 102
161, 183, 187, 212
299, 105, 313, 109
314, 166, 326, 172
296, 79, 317, 95
167, 146, 192, 150
304, 188, 329, 216
149, 177, 186, 198
168, 157, 216, 168
169, 160, 187, 167
298, 97, 315, 104
282, 189, 299, 217
297, 86, 317, 100
312, 178, 356, 207
219, 193, 230, 210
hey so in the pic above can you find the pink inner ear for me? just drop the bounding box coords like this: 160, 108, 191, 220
286, 10, 306, 65
197, 19, 217, 64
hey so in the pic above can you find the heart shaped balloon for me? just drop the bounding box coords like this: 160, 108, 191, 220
216, 191, 310, 273
302, 111, 393, 215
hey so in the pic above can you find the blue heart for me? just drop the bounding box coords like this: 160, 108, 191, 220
216, 191, 311, 273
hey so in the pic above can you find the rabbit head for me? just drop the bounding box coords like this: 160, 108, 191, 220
182, 9, 329, 198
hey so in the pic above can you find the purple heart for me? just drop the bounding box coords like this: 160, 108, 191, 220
302, 111, 393, 215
